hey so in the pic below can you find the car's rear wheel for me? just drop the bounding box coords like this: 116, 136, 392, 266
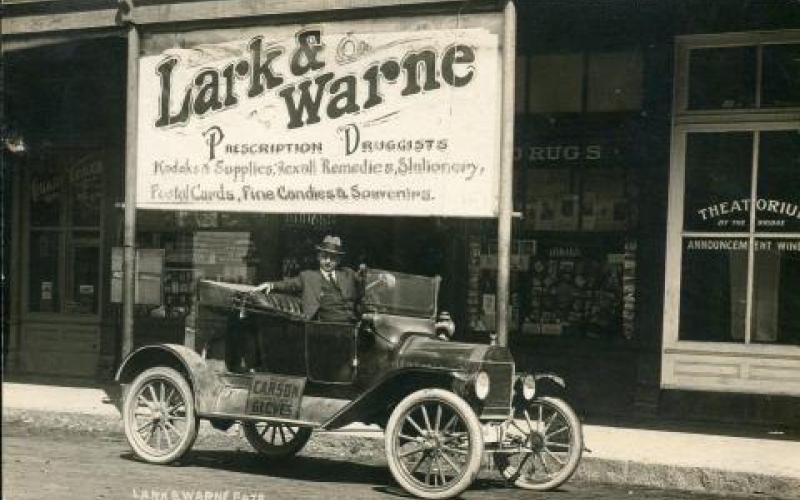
493, 396, 583, 491
242, 421, 312, 458
123, 366, 198, 464
385, 389, 483, 499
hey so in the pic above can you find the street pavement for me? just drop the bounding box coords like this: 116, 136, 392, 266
2, 423, 774, 500
3, 381, 800, 499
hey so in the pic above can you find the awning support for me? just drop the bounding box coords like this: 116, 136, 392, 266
122, 22, 140, 359
495, 0, 516, 347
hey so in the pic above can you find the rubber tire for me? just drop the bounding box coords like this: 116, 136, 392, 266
385, 388, 483, 500
123, 366, 198, 464
494, 396, 583, 491
242, 422, 312, 458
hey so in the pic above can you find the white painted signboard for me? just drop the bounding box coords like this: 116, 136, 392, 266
136, 20, 502, 217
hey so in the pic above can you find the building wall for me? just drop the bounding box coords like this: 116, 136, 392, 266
3, 0, 799, 427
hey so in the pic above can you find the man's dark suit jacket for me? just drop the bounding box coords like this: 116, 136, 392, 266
269, 267, 360, 322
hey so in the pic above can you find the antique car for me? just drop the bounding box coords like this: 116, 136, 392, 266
117, 269, 583, 499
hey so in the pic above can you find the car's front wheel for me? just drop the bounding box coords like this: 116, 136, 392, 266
492, 396, 583, 491
242, 422, 312, 458
123, 366, 198, 464
385, 389, 483, 499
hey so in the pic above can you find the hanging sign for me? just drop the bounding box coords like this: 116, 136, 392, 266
136, 19, 502, 217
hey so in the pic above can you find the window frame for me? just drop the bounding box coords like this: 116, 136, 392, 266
662, 30, 800, 395
22, 153, 105, 321
665, 123, 800, 353
674, 30, 800, 122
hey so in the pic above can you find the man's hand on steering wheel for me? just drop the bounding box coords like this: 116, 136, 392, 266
253, 282, 273, 294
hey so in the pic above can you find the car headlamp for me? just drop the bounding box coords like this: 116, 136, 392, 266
521, 374, 536, 400
475, 371, 490, 400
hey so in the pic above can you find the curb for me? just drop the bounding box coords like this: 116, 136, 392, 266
573, 458, 800, 500
4, 407, 799, 499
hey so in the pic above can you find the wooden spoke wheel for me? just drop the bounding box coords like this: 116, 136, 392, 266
385, 389, 483, 499
493, 396, 583, 491
242, 421, 312, 458
123, 367, 198, 464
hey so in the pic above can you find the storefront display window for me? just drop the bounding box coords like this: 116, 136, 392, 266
752, 240, 800, 345
666, 31, 799, 394
679, 238, 748, 343
134, 211, 270, 321
522, 240, 626, 339
677, 130, 799, 345
756, 130, 800, 232
674, 34, 800, 349
497, 123, 640, 341
683, 132, 753, 231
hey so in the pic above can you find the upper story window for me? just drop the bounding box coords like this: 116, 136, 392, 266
521, 50, 643, 114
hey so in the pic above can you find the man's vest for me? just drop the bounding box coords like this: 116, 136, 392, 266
316, 274, 356, 322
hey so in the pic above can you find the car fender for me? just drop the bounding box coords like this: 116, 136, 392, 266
534, 372, 566, 388
526, 372, 567, 399
115, 343, 221, 414
322, 367, 468, 430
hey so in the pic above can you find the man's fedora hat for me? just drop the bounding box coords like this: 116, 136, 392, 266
316, 235, 345, 255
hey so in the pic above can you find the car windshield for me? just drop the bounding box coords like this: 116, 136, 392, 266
362, 269, 438, 319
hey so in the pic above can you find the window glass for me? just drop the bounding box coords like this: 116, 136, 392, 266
762, 44, 800, 108
29, 231, 60, 312
751, 239, 800, 345
528, 53, 584, 113
689, 47, 756, 110
66, 241, 100, 314
523, 169, 575, 231
580, 168, 629, 231
69, 156, 103, 227
679, 238, 748, 343
587, 51, 643, 112
30, 164, 62, 227
756, 130, 800, 232
683, 132, 753, 232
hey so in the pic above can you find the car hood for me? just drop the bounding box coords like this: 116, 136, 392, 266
396, 334, 513, 373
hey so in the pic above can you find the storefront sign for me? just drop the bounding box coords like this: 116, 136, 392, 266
695, 198, 800, 228
685, 239, 800, 252
515, 144, 603, 163
137, 20, 502, 217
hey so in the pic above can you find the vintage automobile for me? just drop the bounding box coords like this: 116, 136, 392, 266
117, 269, 583, 499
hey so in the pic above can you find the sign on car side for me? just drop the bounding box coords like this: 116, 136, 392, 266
246, 374, 306, 419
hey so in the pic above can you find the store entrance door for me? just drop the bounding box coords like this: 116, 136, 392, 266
6, 36, 125, 379
18, 152, 106, 378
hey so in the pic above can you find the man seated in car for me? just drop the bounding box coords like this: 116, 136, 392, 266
254, 235, 361, 323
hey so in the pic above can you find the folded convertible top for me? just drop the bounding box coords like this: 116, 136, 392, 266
197, 279, 305, 320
